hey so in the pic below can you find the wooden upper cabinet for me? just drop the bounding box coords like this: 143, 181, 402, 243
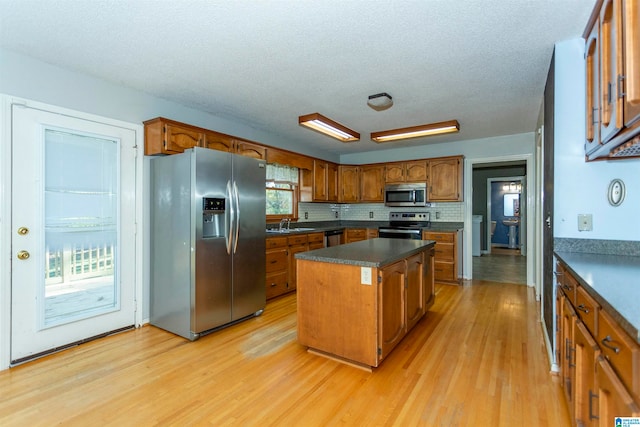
623, 0, 640, 127
327, 162, 339, 202
144, 117, 266, 159
586, 24, 601, 152
235, 139, 266, 159
313, 160, 328, 201
339, 165, 360, 203
144, 117, 204, 155
384, 161, 427, 183
307, 160, 338, 202
599, 0, 624, 143
360, 165, 385, 202
266, 146, 314, 170
204, 130, 233, 152
427, 156, 463, 201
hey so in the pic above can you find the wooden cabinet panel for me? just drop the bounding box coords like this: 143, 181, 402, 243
327, 162, 339, 202
595, 356, 640, 422
204, 130, 233, 152
366, 228, 379, 239
573, 320, 599, 427
266, 236, 287, 250
266, 249, 287, 274
561, 296, 577, 412
405, 252, 425, 331
308, 231, 325, 250
266, 271, 288, 300
427, 156, 463, 201
576, 285, 600, 337
384, 163, 405, 183
339, 165, 360, 202
345, 228, 367, 243
235, 139, 266, 159
384, 161, 427, 183
599, 0, 625, 143
313, 160, 328, 201
164, 123, 203, 153
266, 146, 314, 170
360, 165, 384, 202
144, 117, 203, 155
423, 231, 459, 284
378, 260, 407, 361
308, 160, 339, 202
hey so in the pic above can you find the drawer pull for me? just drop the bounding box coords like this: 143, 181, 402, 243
562, 284, 572, 291
270, 283, 277, 287
601, 336, 620, 354
577, 304, 590, 314
270, 260, 278, 264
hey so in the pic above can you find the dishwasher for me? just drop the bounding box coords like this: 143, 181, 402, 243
324, 229, 344, 247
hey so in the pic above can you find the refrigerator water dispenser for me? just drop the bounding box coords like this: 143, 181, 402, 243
203, 197, 225, 238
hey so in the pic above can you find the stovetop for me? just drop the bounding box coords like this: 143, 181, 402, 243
386, 212, 431, 228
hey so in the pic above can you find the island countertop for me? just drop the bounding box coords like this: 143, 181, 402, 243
295, 237, 436, 268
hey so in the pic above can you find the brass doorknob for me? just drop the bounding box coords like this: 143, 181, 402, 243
17, 250, 30, 260
17, 227, 29, 235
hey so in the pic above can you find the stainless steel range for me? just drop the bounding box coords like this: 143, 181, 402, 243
378, 212, 431, 240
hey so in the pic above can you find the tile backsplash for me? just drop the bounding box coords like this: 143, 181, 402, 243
298, 202, 464, 222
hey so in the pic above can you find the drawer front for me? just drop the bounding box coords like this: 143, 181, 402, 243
423, 232, 454, 243
287, 235, 308, 246
307, 232, 324, 243
266, 249, 287, 273
266, 236, 287, 249
308, 242, 324, 250
433, 243, 454, 262
266, 271, 289, 299
562, 270, 578, 306
347, 228, 366, 238
598, 309, 640, 401
575, 286, 599, 337
434, 261, 455, 282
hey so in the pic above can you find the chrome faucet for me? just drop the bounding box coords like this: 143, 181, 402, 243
279, 218, 288, 232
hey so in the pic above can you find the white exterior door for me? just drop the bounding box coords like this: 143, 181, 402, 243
10, 104, 137, 364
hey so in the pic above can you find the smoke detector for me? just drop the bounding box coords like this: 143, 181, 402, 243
367, 92, 393, 111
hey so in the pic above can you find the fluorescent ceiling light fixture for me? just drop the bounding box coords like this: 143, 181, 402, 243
371, 119, 460, 143
298, 113, 360, 142
367, 92, 393, 111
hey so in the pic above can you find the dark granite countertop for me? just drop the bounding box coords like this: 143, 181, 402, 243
554, 251, 640, 344
295, 237, 435, 268
266, 220, 463, 236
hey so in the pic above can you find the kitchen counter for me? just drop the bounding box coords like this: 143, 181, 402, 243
266, 220, 463, 236
295, 237, 436, 267
554, 251, 640, 343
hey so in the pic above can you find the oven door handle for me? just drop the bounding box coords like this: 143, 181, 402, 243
379, 228, 422, 235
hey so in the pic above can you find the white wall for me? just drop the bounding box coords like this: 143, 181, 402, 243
0, 48, 338, 162
553, 39, 640, 241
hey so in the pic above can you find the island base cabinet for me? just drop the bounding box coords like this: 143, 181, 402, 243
296, 247, 434, 369
296, 261, 379, 367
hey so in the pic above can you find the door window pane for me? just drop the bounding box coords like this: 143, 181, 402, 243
43, 129, 119, 328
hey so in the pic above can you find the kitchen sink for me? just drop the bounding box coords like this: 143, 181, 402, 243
266, 227, 315, 233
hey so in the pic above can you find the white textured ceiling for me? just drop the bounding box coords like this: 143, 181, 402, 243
0, 0, 596, 156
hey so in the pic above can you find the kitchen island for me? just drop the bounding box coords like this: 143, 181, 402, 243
295, 238, 435, 370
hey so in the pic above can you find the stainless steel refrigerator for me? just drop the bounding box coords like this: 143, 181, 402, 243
150, 147, 266, 340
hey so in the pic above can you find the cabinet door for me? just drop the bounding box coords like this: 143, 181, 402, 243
360, 165, 384, 202
288, 243, 308, 290
405, 161, 427, 182
385, 163, 405, 183
204, 130, 234, 152
600, 0, 625, 142
313, 160, 328, 201
623, 0, 640, 127
164, 122, 203, 153
345, 228, 366, 243
339, 165, 360, 202
586, 25, 602, 153
573, 321, 599, 427
595, 357, 640, 424
327, 162, 339, 202
427, 157, 462, 201
378, 260, 406, 360
561, 297, 578, 414
405, 253, 425, 331
235, 139, 266, 159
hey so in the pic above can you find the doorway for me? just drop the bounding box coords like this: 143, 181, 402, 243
4, 99, 141, 366
466, 158, 531, 286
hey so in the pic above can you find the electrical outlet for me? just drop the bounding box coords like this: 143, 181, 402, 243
369, 211, 374, 219
436, 212, 441, 219
304, 212, 308, 219
335, 211, 339, 218
361, 267, 372, 285
578, 214, 592, 231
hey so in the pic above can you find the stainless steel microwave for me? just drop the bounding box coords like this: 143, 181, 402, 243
384, 183, 427, 207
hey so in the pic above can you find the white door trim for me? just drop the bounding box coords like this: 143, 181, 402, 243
463, 153, 537, 288
0, 95, 144, 370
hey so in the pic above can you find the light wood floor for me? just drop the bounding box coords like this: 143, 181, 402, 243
473, 252, 527, 284
0, 282, 570, 426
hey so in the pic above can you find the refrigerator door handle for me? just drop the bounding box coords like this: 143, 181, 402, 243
225, 180, 233, 255
232, 181, 240, 254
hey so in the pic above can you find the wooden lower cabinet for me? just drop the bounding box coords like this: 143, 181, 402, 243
422, 230, 460, 284
297, 247, 435, 368
345, 228, 367, 243
266, 232, 325, 300
556, 260, 640, 425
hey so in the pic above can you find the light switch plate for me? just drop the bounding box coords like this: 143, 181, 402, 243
578, 214, 592, 231
361, 267, 372, 285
